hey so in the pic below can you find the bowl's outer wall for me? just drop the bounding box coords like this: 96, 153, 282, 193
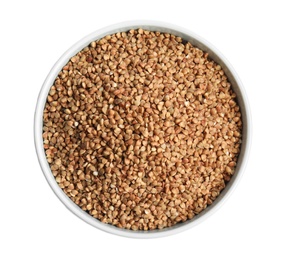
35, 21, 251, 238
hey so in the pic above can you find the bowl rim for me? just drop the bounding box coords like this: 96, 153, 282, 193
34, 20, 252, 239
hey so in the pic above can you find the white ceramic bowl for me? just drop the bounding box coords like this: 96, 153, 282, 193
35, 21, 252, 238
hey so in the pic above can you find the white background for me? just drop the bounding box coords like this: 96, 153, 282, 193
0, 0, 286, 259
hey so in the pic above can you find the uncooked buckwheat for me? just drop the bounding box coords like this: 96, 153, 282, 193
43, 29, 242, 230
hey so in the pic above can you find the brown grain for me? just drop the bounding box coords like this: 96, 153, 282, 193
43, 29, 242, 230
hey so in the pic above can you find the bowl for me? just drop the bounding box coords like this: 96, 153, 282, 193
34, 20, 252, 238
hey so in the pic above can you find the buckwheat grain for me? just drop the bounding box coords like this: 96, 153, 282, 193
43, 29, 242, 230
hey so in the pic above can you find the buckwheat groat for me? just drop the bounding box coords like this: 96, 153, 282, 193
43, 29, 242, 230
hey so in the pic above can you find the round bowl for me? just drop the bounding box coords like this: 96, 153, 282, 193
34, 20, 252, 238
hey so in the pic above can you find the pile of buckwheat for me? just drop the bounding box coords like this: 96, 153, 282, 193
43, 29, 242, 230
